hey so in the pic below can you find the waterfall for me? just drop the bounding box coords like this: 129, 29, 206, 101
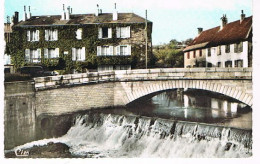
11, 112, 252, 158
60, 113, 252, 157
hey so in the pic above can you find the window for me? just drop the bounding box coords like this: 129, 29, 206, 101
187, 52, 190, 59
98, 27, 112, 39
44, 48, 59, 59
45, 29, 58, 41
120, 46, 128, 56
116, 26, 131, 38
225, 61, 232, 67
76, 28, 82, 40
193, 51, 196, 58
207, 63, 212, 67
234, 42, 243, 53
116, 45, 131, 56
217, 46, 221, 55
97, 46, 113, 56
225, 44, 230, 53
235, 60, 243, 67
115, 65, 131, 70
72, 47, 86, 61
25, 49, 41, 63
199, 49, 202, 57
208, 48, 211, 57
217, 62, 222, 67
97, 45, 131, 56
98, 65, 114, 72
27, 30, 39, 41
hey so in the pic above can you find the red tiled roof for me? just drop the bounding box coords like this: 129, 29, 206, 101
15, 13, 151, 27
184, 16, 252, 52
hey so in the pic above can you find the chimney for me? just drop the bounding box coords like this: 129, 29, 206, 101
12, 11, 19, 25
220, 14, 228, 30
7, 16, 10, 24
61, 4, 66, 20
23, 5, 27, 21
27, 6, 31, 19
95, 4, 100, 16
66, 6, 70, 20
197, 27, 203, 35
71, 8, 72, 14
240, 10, 245, 23
113, 3, 118, 21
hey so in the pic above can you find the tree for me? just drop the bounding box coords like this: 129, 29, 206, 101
153, 39, 185, 68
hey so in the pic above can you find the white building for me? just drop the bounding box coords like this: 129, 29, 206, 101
183, 11, 252, 68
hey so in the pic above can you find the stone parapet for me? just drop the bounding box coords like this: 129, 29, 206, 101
34, 68, 252, 91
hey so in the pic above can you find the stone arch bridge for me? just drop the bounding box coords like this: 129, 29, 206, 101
34, 68, 252, 116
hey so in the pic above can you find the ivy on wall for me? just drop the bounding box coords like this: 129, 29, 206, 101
6, 22, 153, 73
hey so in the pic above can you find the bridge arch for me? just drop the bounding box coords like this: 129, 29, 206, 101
121, 80, 252, 107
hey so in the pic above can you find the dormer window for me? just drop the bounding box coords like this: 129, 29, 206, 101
76, 28, 82, 40
27, 30, 39, 42
45, 29, 58, 41
98, 27, 112, 39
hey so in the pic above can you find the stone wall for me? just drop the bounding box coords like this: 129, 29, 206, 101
4, 81, 36, 149
35, 82, 115, 116
34, 67, 252, 90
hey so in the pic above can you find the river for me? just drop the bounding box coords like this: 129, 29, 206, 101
4, 89, 252, 158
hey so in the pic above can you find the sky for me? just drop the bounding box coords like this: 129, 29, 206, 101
4, 0, 252, 45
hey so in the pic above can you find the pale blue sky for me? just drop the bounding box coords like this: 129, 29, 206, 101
4, 0, 252, 45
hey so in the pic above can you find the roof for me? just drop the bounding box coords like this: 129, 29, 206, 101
183, 16, 252, 52
15, 13, 151, 27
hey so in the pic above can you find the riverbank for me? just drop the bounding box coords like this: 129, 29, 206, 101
5, 142, 75, 158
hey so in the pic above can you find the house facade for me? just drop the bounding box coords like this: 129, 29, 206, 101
183, 11, 252, 68
6, 5, 153, 73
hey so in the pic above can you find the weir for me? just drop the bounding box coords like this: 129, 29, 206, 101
11, 112, 252, 158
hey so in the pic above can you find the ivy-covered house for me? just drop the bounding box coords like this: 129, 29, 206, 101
7, 5, 153, 73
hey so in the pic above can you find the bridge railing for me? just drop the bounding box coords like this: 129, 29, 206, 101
34, 68, 252, 90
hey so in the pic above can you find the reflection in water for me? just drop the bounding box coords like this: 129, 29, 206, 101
127, 89, 251, 124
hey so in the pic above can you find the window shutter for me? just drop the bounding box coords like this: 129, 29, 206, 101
54, 29, 58, 40
45, 30, 49, 41
116, 46, 120, 55
44, 48, 48, 58
76, 28, 82, 40
72, 48, 76, 61
116, 27, 120, 38
25, 49, 30, 61
97, 46, 101, 56
36, 30, 40, 41
108, 28, 112, 38
109, 46, 114, 55
27, 31, 31, 41
81, 47, 86, 61
55, 48, 59, 58
127, 26, 131, 38
127, 45, 131, 56
98, 28, 102, 39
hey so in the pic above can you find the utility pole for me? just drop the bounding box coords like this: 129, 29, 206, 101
145, 10, 148, 69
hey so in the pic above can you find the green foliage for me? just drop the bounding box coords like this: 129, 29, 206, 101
153, 40, 184, 68
7, 23, 153, 72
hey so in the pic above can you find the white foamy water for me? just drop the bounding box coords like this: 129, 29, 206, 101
10, 113, 252, 158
